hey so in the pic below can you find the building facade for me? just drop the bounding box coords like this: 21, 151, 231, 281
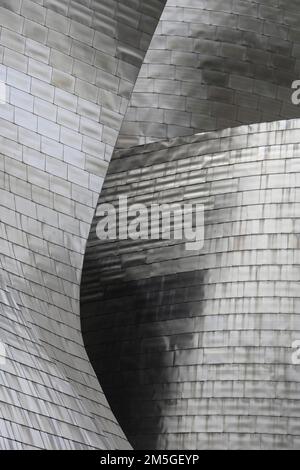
0, 0, 300, 451
82, 119, 300, 449
118, 0, 300, 148
0, 0, 165, 449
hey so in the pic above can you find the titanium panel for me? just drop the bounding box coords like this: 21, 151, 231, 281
0, 0, 166, 450
81, 119, 300, 449
117, 0, 300, 148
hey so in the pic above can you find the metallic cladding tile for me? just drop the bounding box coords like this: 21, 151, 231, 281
81, 119, 300, 450
0, 0, 166, 450
117, 0, 300, 148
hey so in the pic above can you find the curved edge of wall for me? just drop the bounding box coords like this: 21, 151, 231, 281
0, 0, 166, 450
117, 0, 300, 149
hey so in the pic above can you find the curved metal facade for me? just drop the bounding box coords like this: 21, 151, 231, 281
82, 119, 300, 449
117, 0, 300, 148
1, 0, 300, 452
0, 0, 166, 449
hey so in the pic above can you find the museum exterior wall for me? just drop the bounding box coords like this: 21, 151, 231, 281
0, 0, 165, 449
82, 119, 300, 449
118, 0, 300, 148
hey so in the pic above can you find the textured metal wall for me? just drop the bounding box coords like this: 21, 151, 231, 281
82, 119, 300, 449
0, 0, 166, 449
117, 0, 300, 148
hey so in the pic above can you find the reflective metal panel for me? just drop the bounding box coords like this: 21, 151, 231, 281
0, 0, 166, 450
82, 119, 300, 449
117, 0, 300, 148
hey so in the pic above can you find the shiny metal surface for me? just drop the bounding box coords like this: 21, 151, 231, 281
0, 0, 166, 449
117, 0, 300, 148
82, 119, 300, 449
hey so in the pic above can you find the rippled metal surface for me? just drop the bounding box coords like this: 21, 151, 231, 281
0, 0, 166, 449
82, 119, 300, 449
117, 0, 300, 148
